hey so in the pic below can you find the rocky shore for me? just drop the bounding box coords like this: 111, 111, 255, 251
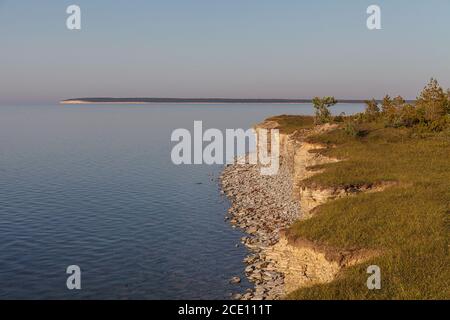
220, 156, 301, 300
220, 122, 387, 300
220, 122, 350, 300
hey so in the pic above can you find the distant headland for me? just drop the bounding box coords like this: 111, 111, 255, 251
60, 98, 384, 105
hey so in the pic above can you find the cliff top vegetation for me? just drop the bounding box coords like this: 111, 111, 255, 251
268, 79, 450, 299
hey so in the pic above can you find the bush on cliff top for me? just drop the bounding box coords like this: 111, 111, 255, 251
349, 79, 450, 132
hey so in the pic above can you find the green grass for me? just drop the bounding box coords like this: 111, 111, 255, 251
274, 116, 449, 299
265, 115, 315, 134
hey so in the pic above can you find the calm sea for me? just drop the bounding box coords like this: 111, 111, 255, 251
0, 103, 364, 299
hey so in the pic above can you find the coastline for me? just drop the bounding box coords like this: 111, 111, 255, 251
220, 120, 372, 300
219, 121, 333, 300
221, 156, 300, 300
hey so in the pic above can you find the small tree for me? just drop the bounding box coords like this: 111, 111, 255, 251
382, 95, 407, 127
381, 95, 393, 114
398, 103, 420, 127
312, 96, 337, 124
416, 78, 448, 122
364, 98, 380, 121
392, 95, 406, 108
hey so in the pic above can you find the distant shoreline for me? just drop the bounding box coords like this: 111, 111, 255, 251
60, 98, 393, 105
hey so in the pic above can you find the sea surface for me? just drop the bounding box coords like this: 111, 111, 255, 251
0, 103, 364, 299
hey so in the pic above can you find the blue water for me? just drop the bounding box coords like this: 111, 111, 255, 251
0, 103, 364, 299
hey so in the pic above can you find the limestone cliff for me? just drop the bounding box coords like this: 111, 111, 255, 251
254, 120, 379, 296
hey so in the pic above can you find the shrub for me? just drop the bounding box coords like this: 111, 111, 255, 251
382, 95, 406, 127
312, 96, 337, 124
333, 112, 346, 123
416, 78, 449, 122
321, 79, 450, 132
428, 115, 450, 132
363, 99, 380, 121
343, 119, 367, 137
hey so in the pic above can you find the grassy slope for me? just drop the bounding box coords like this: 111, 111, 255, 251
272, 116, 449, 299
266, 115, 315, 134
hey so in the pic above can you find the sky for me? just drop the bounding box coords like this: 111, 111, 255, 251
1, 0, 450, 105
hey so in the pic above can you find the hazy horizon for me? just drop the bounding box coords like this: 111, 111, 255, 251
1, 0, 450, 105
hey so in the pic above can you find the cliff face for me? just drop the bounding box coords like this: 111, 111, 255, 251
254, 122, 343, 292
255, 122, 341, 218
254, 121, 378, 295
293, 141, 342, 219
265, 236, 340, 293
221, 120, 382, 299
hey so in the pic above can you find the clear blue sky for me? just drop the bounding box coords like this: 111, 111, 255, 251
1, 0, 450, 104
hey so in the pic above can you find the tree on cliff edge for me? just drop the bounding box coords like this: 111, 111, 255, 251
416, 78, 450, 122
312, 96, 337, 124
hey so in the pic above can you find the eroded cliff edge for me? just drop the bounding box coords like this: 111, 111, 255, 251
220, 119, 381, 300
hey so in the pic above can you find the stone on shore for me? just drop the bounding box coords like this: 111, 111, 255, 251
220, 157, 301, 300
229, 276, 241, 284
